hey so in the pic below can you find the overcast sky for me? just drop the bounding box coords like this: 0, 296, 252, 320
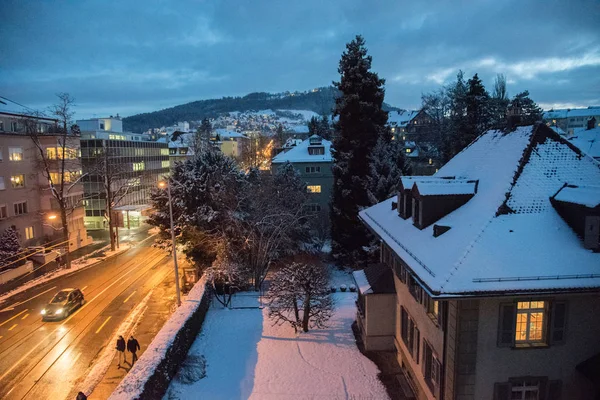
1, 0, 599, 119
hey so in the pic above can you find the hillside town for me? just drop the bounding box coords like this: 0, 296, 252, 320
1, 2, 599, 400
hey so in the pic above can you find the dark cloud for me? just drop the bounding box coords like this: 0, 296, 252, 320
1, 0, 598, 118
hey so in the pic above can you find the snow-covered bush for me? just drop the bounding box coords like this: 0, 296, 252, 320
340, 284, 347, 292
330, 286, 337, 293
175, 354, 207, 384
349, 285, 356, 292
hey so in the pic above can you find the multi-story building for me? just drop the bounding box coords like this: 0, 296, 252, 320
544, 107, 600, 134
358, 124, 600, 400
0, 112, 91, 250
79, 117, 169, 230
271, 134, 333, 218
389, 109, 439, 175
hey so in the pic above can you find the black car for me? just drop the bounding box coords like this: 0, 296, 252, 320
41, 288, 85, 321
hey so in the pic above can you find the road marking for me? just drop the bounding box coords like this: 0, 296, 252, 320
8, 324, 17, 331
119, 275, 134, 287
72, 352, 82, 364
5, 386, 14, 396
21, 314, 29, 320
0, 309, 28, 327
0, 255, 157, 384
81, 286, 88, 292
123, 291, 137, 303
95, 316, 112, 334
0, 286, 58, 312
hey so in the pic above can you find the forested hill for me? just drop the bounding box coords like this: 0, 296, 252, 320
123, 86, 400, 133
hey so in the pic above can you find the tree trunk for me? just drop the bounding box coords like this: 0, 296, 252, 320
302, 294, 311, 333
61, 207, 71, 268
293, 294, 300, 326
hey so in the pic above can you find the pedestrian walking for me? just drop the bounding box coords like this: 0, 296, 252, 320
116, 335, 127, 367
76, 392, 87, 400
127, 335, 141, 365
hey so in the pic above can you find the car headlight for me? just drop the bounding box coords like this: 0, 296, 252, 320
56, 308, 63, 314
41, 309, 46, 315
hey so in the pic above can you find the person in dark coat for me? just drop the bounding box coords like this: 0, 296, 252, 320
76, 392, 87, 400
127, 335, 141, 365
116, 335, 127, 367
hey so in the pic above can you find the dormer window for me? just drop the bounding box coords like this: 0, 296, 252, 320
407, 178, 478, 230
308, 146, 325, 155
309, 135, 323, 145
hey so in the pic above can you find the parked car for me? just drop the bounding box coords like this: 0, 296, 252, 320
41, 288, 85, 321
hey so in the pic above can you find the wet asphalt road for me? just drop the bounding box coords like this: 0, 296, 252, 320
0, 240, 172, 400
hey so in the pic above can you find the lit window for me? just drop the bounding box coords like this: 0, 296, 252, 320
405, 148, 412, 153
133, 161, 145, 171
162, 161, 170, 168
161, 148, 169, 155
402, 136, 406, 140
515, 301, 546, 343
511, 379, 541, 400
429, 158, 433, 165
25, 226, 34, 240
9, 147, 23, 161
11, 174, 25, 188
307, 185, 321, 193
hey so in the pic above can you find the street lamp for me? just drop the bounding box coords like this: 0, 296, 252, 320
159, 180, 182, 307
47, 213, 70, 269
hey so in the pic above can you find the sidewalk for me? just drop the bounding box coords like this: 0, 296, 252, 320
87, 259, 179, 399
0, 224, 153, 296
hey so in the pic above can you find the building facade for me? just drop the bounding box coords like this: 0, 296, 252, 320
79, 117, 169, 230
359, 124, 600, 400
271, 134, 333, 218
544, 107, 600, 134
0, 112, 91, 251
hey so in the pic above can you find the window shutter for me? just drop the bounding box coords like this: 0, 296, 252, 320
437, 301, 444, 328
550, 301, 567, 345
498, 303, 516, 347
546, 380, 562, 400
493, 382, 511, 400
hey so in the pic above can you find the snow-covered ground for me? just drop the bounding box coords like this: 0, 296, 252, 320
165, 269, 388, 400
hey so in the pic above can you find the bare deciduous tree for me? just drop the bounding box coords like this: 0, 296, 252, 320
84, 146, 136, 251
24, 93, 84, 267
266, 259, 333, 333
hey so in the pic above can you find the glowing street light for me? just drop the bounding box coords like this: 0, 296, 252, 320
159, 180, 182, 307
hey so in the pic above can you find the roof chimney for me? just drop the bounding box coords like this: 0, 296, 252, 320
587, 116, 596, 130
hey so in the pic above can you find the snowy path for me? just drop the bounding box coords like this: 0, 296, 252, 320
166, 276, 389, 400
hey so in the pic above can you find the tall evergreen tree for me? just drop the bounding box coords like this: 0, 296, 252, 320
463, 73, 491, 149
192, 117, 212, 152
0, 227, 22, 268
307, 117, 320, 136
330, 35, 388, 265
367, 136, 409, 205
445, 71, 469, 161
510, 90, 543, 126
318, 115, 332, 140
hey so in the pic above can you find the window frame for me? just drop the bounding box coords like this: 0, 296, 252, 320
11, 174, 25, 188
307, 185, 321, 193
0, 176, 5, 190
25, 226, 34, 240
14, 200, 28, 215
8, 146, 24, 161
515, 301, 548, 345
0, 204, 7, 219
400, 306, 420, 362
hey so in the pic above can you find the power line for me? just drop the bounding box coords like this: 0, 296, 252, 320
0, 95, 48, 117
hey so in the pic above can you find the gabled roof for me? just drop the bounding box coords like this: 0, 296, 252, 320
553, 185, 600, 209
567, 127, 600, 159
544, 107, 600, 120
360, 124, 600, 296
271, 136, 333, 163
352, 264, 396, 295
412, 178, 478, 197
388, 110, 421, 127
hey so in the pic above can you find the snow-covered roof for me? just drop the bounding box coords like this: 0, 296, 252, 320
415, 179, 478, 196
544, 107, 600, 120
271, 136, 333, 163
567, 127, 600, 159
388, 110, 420, 127
553, 185, 600, 208
214, 129, 247, 139
549, 125, 566, 135
360, 125, 600, 296
282, 137, 303, 149
352, 264, 395, 295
